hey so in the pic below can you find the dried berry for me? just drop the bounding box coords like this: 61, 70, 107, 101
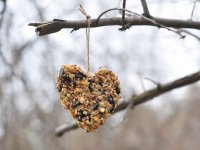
75, 72, 86, 80
78, 115, 84, 121
73, 80, 77, 88
88, 116, 91, 122
63, 75, 71, 86
98, 81, 103, 86
78, 109, 83, 114
88, 79, 94, 82
109, 107, 115, 113
88, 79, 94, 92
92, 103, 99, 110
88, 82, 93, 92
101, 90, 106, 95
72, 101, 81, 108
115, 86, 121, 94
108, 96, 115, 105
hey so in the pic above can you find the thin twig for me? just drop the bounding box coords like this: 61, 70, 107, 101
139, 76, 146, 92
55, 70, 200, 136
144, 77, 161, 88
95, 8, 185, 38
55, 124, 79, 137
190, 0, 199, 20
181, 29, 200, 41
0, 0, 6, 27
0, 0, 7, 64
140, 0, 151, 17
122, 0, 126, 28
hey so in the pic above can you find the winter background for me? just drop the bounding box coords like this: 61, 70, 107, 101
0, 0, 200, 150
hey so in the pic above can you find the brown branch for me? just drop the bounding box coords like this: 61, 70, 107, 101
55, 124, 79, 137
55, 70, 200, 137
140, 0, 151, 17
28, 16, 200, 36
144, 77, 161, 88
122, 0, 126, 28
28, 3, 200, 38
0, 0, 6, 27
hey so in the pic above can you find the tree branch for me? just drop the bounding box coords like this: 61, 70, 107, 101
122, 0, 126, 28
190, 0, 199, 20
140, 0, 151, 17
95, 8, 185, 38
55, 70, 200, 137
29, 16, 200, 36
181, 29, 200, 41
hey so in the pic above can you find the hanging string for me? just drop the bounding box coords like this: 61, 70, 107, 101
86, 19, 91, 73
79, 5, 91, 73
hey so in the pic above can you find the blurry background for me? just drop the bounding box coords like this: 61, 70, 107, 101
0, 0, 200, 150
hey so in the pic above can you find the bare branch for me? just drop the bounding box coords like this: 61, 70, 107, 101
144, 77, 161, 88
181, 29, 200, 41
55, 70, 200, 136
55, 124, 79, 137
29, 15, 200, 36
0, 0, 6, 27
122, 0, 126, 28
96, 8, 185, 38
190, 0, 199, 20
140, 0, 151, 17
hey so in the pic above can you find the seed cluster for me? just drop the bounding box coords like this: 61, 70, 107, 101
56, 65, 121, 132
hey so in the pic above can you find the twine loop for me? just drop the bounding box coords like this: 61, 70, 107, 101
79, 4, 91, 73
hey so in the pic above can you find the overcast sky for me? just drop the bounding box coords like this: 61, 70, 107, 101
1, 0, 200, 113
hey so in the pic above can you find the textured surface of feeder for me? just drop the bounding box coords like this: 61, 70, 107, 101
56, 65, 121, 132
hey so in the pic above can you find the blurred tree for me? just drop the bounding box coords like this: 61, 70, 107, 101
0, 0, 200, 150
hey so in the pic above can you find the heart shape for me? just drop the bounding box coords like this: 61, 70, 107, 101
56, 65, 121, 132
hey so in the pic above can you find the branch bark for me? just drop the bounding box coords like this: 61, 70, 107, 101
29, 16, 200, 36
140, 0, 151, 17
55, 70, 200, 137
122, 0, 126, 27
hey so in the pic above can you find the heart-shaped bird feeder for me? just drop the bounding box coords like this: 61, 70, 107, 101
56, 65, 121, 132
